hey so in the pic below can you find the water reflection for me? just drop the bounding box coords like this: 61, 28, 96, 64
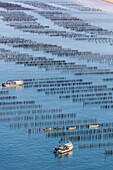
54, 150, 73, 161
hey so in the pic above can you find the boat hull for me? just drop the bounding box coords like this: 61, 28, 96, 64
57, 147, 73, 154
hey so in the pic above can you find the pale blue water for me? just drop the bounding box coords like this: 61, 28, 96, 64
0, 0, 113, 169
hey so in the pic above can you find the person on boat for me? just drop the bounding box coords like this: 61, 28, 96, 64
58, 145, 63, 150
63, 145, 69, 150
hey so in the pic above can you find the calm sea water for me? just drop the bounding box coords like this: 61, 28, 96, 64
0, 0, 113, 170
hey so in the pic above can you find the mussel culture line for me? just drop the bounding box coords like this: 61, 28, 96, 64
0, 0, 113, 169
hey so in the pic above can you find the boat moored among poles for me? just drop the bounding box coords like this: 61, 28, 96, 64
2, 80, 24, 87
53, 141, 74, 154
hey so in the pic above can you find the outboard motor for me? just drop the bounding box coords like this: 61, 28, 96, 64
2, 83, 5, 87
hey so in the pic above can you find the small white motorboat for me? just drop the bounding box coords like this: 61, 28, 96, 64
53, 141, 74, 154
43, 127, 52, 131
66, 126, 76, 130
2, 80, 24, 87
88, 124, 100, 129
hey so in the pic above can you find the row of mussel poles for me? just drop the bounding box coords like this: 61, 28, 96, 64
0, 1, 113, 156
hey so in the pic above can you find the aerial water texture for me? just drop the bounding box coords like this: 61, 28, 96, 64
0, 0, 113, 170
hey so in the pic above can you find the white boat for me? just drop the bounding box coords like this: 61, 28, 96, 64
2, 80, 24, 87
66, 126, 76, 130
88, 124, 100, 129
43, 127, 52, 131
53, 141, 74, 154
